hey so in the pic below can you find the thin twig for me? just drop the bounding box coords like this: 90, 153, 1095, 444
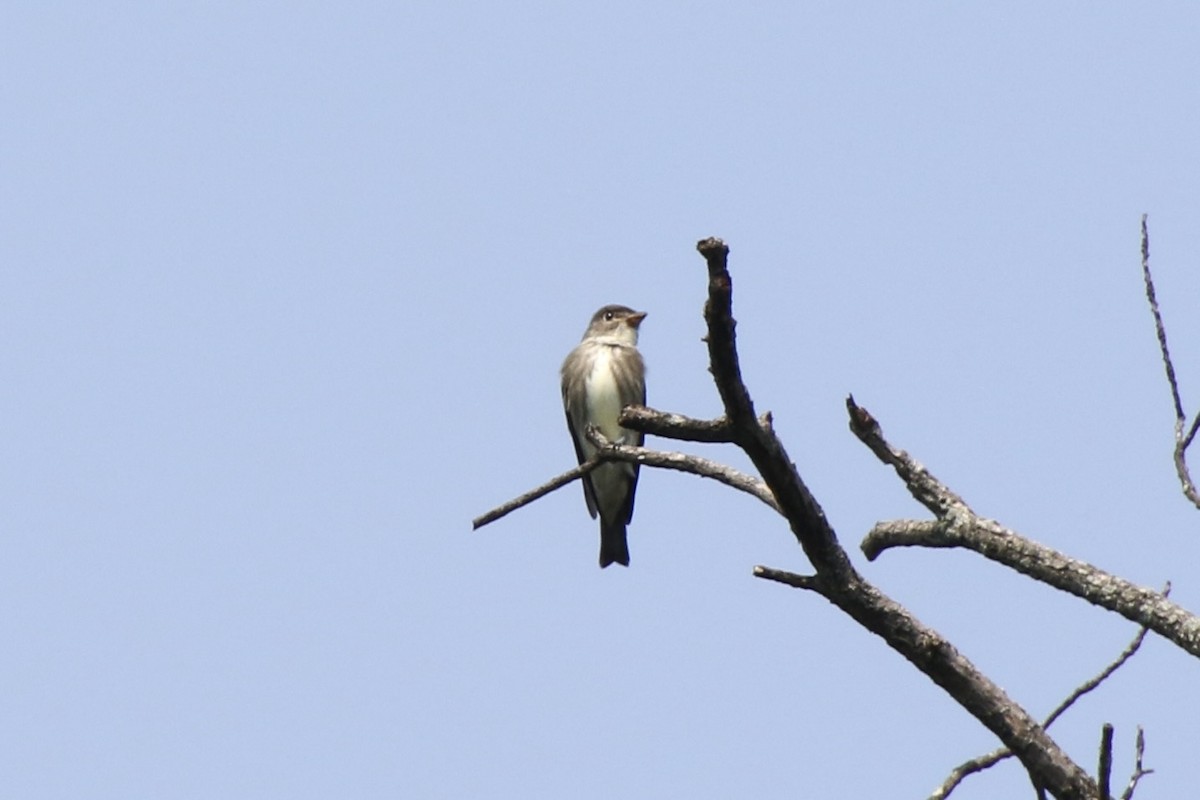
752, 565, 824, 592
1184, 411, 1200, 451
929, 748, 1010, 800
1142, 215, 1200, 510
929, 601, 1161, 800
1142, 215, 1184, 421
1119, 727, 1153, 800
1042, 587, 1165, 730
472, 458, 604, 530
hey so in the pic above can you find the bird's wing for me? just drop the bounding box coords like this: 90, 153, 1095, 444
562, 359, 599, 519
620, 348, 647, 524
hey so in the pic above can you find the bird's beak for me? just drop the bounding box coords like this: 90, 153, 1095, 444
626, 311, 647, 328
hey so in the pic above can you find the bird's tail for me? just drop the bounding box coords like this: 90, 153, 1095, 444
599, 520, 630, 568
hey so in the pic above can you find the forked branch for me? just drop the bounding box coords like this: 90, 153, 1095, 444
472, 410, 780, 531
851, 400, 1200, 659
1141, 214, 1200, 510
472, 237, 1154, 799
693, 239, 1098, 799
931, 592, 1162, 798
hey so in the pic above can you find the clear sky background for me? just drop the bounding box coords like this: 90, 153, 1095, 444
4, 3, 1199, 798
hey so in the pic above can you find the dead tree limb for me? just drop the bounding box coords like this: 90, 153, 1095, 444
472, 424, 779, 530
1119, 727, 1153, 800
688, 238, 1098, 800
852, 401, 1200, 658
1098, 724, 1114, 800
1141, 214, 1200, 510
471, 236, 1189, 799
930, 596, 1160, 799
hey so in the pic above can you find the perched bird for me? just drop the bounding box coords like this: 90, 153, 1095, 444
561, 305, 648, 567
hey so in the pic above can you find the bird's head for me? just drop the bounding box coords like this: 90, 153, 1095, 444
584, 304, 647, 345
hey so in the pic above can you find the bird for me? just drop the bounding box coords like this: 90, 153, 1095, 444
560, 304, 648, 567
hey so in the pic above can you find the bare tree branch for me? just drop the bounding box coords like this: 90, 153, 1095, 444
472, 430, 780, 530
618, 405, 738, 443
847, 397, 969, 517
1141, 214, 1200, 510
473, 236, 1184, 800
1183, 412, 1200, 451
930, 748, 1011, 800
1141, 215, 1184, 423
852, 395, 1200, 658
1119, 727, 1152, 800
930, 609, 1157, 800
581, 427, 781, 512
696, 238, 852, 575
619, 405, 778, 442
1172, 427, 1200, 506
472, 458, 605, 530
1098, 724, 1114, 800
1041, 589, 1163, 727
752, 565, 823, 592
860, 522, 1199, 658
694, 238, 1098, 800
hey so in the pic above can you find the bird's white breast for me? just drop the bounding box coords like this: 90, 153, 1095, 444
585, 346, 626, 444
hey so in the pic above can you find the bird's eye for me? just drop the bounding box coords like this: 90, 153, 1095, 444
604, 311, 615, 321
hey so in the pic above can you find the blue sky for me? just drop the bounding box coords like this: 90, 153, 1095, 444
4, 3, 1200, 798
